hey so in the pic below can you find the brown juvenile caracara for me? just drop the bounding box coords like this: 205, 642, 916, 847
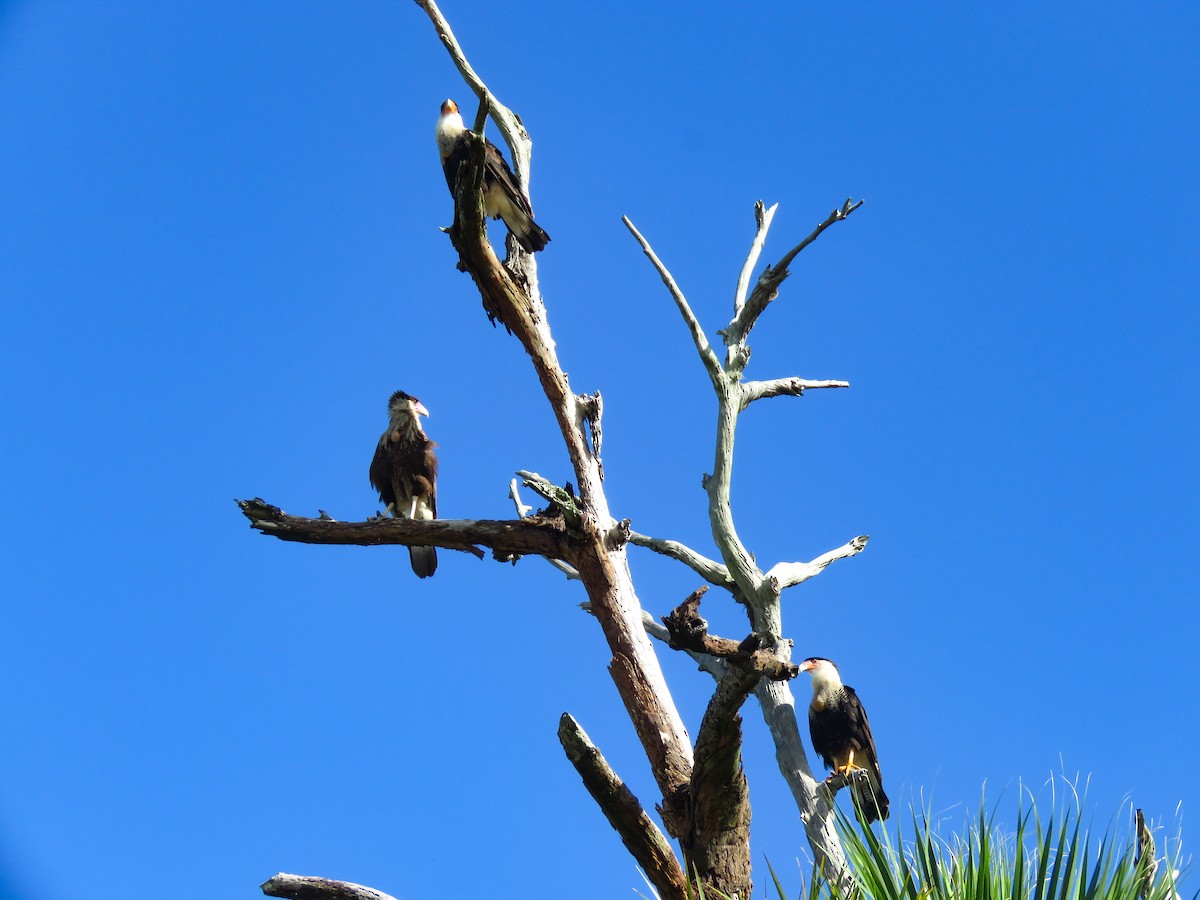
799, 657, 889, 823
369, 391, 438, 578
434, 99, 550, 253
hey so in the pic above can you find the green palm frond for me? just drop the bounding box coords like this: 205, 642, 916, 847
792, 783, 1190, 900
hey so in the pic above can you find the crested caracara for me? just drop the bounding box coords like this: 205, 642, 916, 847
799, 657, 889, 823
435, 99, 550, 253
369, 390, 438, 578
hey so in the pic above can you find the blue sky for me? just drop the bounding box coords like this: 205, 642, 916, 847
2, 2, 1198, 898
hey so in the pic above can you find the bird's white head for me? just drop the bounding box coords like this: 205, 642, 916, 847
436, 98, 466, 157
799, 657, 843, 692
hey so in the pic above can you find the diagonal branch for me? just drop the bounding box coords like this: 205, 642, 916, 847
622, 216, 724, 388
732, 200, 778, 319
627, 530, 733, 589
413, 0, 532, 190
764, 535, 870, 591
558, 714, 688, 900
420, 11, 697, 827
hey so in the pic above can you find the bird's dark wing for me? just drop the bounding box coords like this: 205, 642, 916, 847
442, 135, 468, 195
442, 132, 533, 215
369, 437, 397, 511
483, 139, 534, 217
422, 439, 438, 518
843, 685, 884, 788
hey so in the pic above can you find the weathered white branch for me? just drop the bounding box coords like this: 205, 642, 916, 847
509, 478, 581, 580
508, 477, 533, 518
732, 201, 778, 319
704, 385, 764, 606
725, 198, 863, 351
622, 216, 724, 387
740, 377, 850, 409
765, 535, 870, 591
261, 874, 398, 900
627, 530, 733, 589
754, 680, 854, 893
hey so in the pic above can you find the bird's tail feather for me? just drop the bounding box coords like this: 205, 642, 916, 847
409, 545, 437, 578
504, 213, 551, 253
853, 776, 889, 824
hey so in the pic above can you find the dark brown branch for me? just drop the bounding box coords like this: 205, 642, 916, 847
685, 643, 762, 898
439, 88, 697, 830
724, 198, 863, 348
558, 714, 688, 900
515, 470, 582, 530
421, 12, 697, 889
661, 588, 800, 682
655, 590, 799, 898
235, 498, 567, 562
261, 874, 397, 900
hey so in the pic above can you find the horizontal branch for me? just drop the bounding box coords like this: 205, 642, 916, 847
627, 530, 733, 589
261, 874, 397, 900
740, 377, 850, 410
235, 498, 569, 562
764, 535, 870, 591
558, 714, 688, 900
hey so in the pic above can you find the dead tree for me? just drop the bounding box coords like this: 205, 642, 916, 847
237, 2, 869, 896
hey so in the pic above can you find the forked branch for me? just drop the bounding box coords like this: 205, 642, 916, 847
726, 198, 864, 349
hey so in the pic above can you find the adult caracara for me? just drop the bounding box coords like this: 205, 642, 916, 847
435, 99, 550, 253
369, 391, 438, 578
799, 657, 889, 823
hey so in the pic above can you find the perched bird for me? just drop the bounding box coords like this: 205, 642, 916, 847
435, 98, 551, 253
798, 657, 889, 823
369, 391, 439, 578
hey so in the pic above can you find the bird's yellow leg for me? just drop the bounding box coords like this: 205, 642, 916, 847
835, 750, 858, 776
